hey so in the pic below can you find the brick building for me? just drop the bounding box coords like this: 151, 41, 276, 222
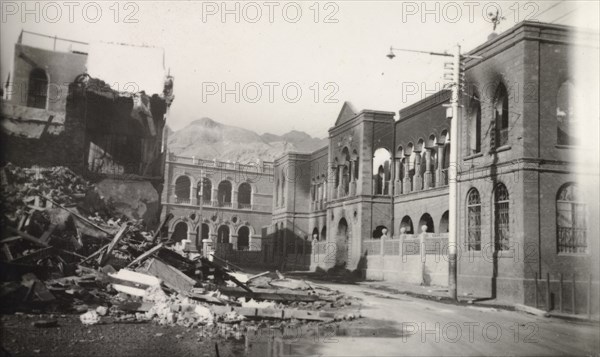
160, 154, 275, 255
269, 21, 599, 312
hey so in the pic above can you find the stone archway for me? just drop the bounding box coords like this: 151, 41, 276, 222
171, 222, 188, 243
336, 218, 349, 266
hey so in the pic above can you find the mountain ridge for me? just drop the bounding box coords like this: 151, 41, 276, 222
167, 118, 327, 163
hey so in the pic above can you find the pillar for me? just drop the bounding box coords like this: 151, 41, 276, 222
191, 185, 198, 205
436, 144, 444, 187
424, 149, 433, 189
338, 165, 345, 197
233, 188, 238, 208
350, 160, 357, 196
211, 187, 218, 206
413, 151, 422, 191
394, 159, 402, 195
231, 234, 238, 250
403, 155, 411, 193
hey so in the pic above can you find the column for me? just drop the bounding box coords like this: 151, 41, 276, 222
211, 187, 218, 206
424, 149, 433, 189
191, 184, 198, 205
394, 158, 402, 195
413, 151, 422, 191
436, 144, 444, 187
336, 166, 343, 198
403, 155, 411, 193
231, 234, 238, 250
350, 160, 357, 196
233, 187, 238, 209
198, 178, 204, 205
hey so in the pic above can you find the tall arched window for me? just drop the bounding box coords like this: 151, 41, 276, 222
467, 189, 481, 251
557, 183, 587, 253
373, 148, 391, 195
27, 68, 48, 109
238, 182, 252, 209
217, 180, 232, 207
237, 226, 250, 251
201, 178, 212, 205
557, 81, 576, 146
494, 183, 510, 251
174, 176, 191, 203
494, 84, 509, 147
467, 96, 481, 154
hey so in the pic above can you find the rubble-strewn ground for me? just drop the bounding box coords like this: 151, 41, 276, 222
0, 164, 364, 357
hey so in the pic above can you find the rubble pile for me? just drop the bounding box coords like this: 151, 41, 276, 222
0, 163, 361, 340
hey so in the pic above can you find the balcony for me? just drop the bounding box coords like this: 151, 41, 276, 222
238, 203, 252, 210
175, 197, 191, 204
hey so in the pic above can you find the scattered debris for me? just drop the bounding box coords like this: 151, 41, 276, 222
0, 163, 361, 340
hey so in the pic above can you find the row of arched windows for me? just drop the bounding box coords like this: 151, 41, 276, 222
465, 81, 578, 154
173, 176, 252, 208
466, 184, 510, 251
311, 226, 327, 241
171, 222, 251, 251
466, 183, 586, 253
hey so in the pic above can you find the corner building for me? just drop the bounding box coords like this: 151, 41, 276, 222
270, 21, 599, 312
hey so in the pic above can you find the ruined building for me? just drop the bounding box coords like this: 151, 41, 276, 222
1, 31, 174, 227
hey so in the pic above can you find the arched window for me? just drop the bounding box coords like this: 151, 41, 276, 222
400, 216, 414, 234
217, 225, 230, 244
467, 96, 481, 154
237, 226, 250, 251
200, 223, 210, 240
217, 181, 232, 207
312, 227, 320, 241
439, 210, 449, 233
27, 68, 48, 109
494, 183, 510, 251
321, 226, 327, 241
557, 184, 587, 253
494, 84, 509, 147
238, 182, 252, 209
557, 81, 576, 145
174, 176, 191, 203
418, 213, 434, 233
171, 222, 188, 243
201, 178, 212, 204
467, 189, 481, 251
373, 148, 391, 195
372, 225, 387, 239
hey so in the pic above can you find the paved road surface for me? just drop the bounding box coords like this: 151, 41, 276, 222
246, 282, 600, 356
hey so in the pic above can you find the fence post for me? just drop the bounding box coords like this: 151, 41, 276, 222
546, 272, 551, 312
559, 273, 563, 313
572, 273, 576, 315
420, 226, 427, 286
534, 272, 538, 309
587, 274, 592, 320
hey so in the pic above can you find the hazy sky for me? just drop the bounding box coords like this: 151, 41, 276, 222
1, 1, 598, 137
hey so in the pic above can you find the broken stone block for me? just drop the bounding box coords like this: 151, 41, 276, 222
95, 306, 108, 316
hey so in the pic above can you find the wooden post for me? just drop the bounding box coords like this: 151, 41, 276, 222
559, 273, 563, 313
534, 272, 538, 309
587, 274, 592, 320
572, 273, 576, 315
546, 272, 551, 312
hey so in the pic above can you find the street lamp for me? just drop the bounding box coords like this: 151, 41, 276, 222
387, 44, 481, 301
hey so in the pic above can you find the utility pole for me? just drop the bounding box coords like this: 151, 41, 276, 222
387, 43, 481, 301
447, 44, 461, 301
